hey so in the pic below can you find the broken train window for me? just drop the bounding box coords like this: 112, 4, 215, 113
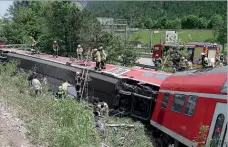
171, 94, 186, 113
161, 92, 170, 109
184, 95, 198, 116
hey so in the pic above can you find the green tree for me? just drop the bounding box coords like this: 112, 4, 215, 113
197, 17, 208, 29
216, 25, 227, 52
165, 18, 181, 29
96, 32, 138, 66
181, 15, 199, 29
210, 14, 224, 29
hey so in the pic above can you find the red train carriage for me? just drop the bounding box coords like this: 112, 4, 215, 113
151, 67, 227, 147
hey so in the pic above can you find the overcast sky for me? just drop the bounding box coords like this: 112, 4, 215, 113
0, 1, 13, 18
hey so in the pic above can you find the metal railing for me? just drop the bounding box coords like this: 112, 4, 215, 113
0, 44, 31, 50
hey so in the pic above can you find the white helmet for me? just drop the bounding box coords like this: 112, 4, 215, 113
93, 48, 98, 51
201, 52, 205, 56
76, 71, 80, 75
78, 44, 81, 48
99, 46, 103, 50
54, 41, 57, 43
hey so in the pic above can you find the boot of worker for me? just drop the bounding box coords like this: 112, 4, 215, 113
101, 61, 106, 69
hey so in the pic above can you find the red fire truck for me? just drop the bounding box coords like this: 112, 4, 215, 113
152, 42, 220, 64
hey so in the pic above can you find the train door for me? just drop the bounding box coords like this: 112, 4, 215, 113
206, 103, 227, 147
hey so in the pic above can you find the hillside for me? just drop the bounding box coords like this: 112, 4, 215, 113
87, 1, 227, 29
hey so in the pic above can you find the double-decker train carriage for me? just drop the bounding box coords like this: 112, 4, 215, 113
151, 67, 227, 147
0, 47, 227, 147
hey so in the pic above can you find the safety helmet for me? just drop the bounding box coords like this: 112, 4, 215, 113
99, 46, 103, 50
201, 52, 206, 56
184, 59, 188, 62
155, 54, 159, 57
78, 44, 81, 48
181, 57, 185, 60
94, 48, 98, 51
54, 41, 57, 43
76, 71, 80, 75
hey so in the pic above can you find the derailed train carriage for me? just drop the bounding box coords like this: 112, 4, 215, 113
0, 48, 170, 121
0, 48, 227, 147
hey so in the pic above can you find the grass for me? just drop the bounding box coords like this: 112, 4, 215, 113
0, 61, 153, 147
129, 29, 213, 45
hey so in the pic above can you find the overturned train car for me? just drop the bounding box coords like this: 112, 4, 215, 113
0, 49, 169, 121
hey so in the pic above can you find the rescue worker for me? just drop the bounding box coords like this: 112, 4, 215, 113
76, 44, 83, 60
94, 101, 109, 118
215, 56, 223, 68
52, 41, 58, 58
42, 76, 48, 85
31, 75, 42, 96
200, 52, 208, 68
28, 71, 35, 86
220, 54, 224, 63
93, 49, 101, 71
62, 81, 70, 96
98, 46, 107, 69
57, 86, 65, 99
29, 36, 36, 50
179, 57, 186, 71
76, 72, 82, 100
184, 59, 193, 70
154, 54, 162, 70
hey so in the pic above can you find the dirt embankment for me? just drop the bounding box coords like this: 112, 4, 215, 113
0, 100, 34, 147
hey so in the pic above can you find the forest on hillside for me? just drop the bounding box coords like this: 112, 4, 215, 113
87, 1, 227, 29
0, 1, 138, 66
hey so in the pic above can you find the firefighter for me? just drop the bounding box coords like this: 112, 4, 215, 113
93, 49, 101, 71
62, 81, 70, 96
52, 41, 58, 58
154, 54, 162, 70
200, 52, 206, 68
28, 71, 35, 86
98, 46, 107, 69
75, 71, 82, 100
184, 59, 193, 70
215, 56, 223, 68
57, 86, 65, 99
220, 54, 224, 62
31, 75, 42, 96
29, 36, 37, 50
76, 44, 83, 60
179, 57, 186, 71
94, 101, 109, 117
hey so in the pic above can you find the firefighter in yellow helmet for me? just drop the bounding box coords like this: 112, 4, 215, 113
98, 46, 107, 69
93, 49, 101, 71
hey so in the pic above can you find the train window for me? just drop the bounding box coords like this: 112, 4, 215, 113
143, 72, 155, 77
154, 74, 169, 80
171, 94, 186, 113
161, 93, 170, 108
184, 95, 198, 116
210, 114, 225, 147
